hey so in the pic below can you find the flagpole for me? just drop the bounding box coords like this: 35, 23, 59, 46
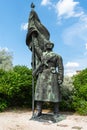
31, 3, 35, 118
32, 38, 35, 118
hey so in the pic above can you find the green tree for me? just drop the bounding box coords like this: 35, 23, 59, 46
60, 76, 74, 111
0, 69, 8, 111
73, 68, 87, 115
10, 65, 32, 107
0, 65, 32, 111
0, 48, 13, 71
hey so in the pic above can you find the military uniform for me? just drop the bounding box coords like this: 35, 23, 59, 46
35, 51, 63, 102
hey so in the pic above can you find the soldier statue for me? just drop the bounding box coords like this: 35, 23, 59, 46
26, 3, 64, 118
34, 41, 64, 117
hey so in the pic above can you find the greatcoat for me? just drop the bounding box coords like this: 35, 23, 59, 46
35, 51, 64, 102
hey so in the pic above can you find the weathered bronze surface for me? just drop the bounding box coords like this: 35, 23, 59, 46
26, 3, 64, 119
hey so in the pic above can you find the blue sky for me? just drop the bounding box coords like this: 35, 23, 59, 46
0, 0, 87, 76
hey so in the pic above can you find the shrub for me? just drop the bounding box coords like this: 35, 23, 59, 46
7, 65, 32, 107
73, 97, 87, 115
73, 68, 87, 115
0, 66, 32, 111
60, 76, 74, 111
0, 98, 7, 112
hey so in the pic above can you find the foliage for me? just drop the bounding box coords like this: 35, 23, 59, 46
0, 98, 7, 112
60, 76, 74, 111
73, 68, 87, 115
0, 66, 32, 111
0, 69, 8, 111
9, 65, 32, 107
0, 48, 13, 71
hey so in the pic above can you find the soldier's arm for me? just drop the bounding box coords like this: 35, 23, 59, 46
56, 55, 64, 84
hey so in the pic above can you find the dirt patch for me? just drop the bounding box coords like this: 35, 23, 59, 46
0, 109, 87, 130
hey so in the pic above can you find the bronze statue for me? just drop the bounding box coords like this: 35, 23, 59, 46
26, 3, 64, 118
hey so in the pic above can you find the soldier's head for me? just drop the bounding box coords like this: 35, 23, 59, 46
45, 41, 54, 51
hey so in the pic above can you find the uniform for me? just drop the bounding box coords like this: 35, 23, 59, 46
35, 51, 63, 102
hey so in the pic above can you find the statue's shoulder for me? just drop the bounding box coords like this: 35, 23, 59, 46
51, 52, 62, 60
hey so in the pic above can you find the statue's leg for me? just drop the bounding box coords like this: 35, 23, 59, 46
35, 101, 42, 117
53, 102, 59, 115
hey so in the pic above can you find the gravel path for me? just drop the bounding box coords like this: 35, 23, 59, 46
0, 110, 87, 130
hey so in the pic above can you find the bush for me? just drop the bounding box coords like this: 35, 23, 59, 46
73, 68, 87, 115
73, 97, 87, 115
0, 98, 7, 112
0, 66, 32, 111
60, 76, 74, 111
8, 65, 32, 107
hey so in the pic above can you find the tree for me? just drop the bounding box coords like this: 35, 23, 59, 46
0, 69, 8, 111
60, 76, 74, 111
0, 65, 32, 111
11, 65, 32, 106
73, 68, 87, 115
0, 48, 13, 71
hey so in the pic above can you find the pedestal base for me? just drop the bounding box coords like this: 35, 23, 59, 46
30, 113, 66, 123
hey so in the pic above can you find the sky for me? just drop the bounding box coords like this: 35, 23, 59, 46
0, 0, 87, 76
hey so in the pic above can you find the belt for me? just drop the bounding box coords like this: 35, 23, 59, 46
43, 66, 57, 73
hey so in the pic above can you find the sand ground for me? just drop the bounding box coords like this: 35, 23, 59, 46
0, 109, 87, 130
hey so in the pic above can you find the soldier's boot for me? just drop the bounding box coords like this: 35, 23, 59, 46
35, 101, 42, 117
53, 102, 59, 116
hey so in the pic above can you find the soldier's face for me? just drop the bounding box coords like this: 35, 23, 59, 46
46, 43, 53, 49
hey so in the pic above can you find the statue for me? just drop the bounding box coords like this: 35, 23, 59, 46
26, 3, 64, 119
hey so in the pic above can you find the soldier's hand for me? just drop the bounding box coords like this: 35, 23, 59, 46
32, 70, 36, 77
58, 79, 62, 85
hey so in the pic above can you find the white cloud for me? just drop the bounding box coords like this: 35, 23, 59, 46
65, 61, 79, 68
64, 66, 77, 77
64, 57, 87, 77
55, 0, 83, 20
41, 0, 84, 21
21, 23, 28, 31
65, 61, 79, 76
65, 71, 76, 77
62, 14, 87, 45
41, 0, 51, 6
